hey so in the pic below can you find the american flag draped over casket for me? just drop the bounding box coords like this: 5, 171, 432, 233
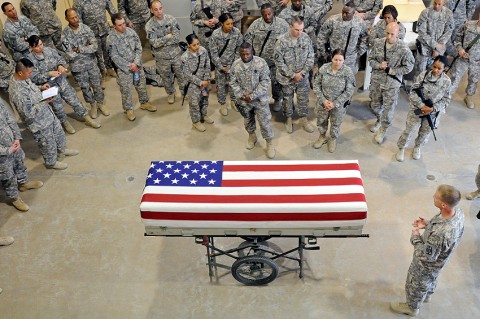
140, 160, 368, 236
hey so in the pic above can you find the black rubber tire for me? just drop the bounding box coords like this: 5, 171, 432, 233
231, 256, 278, 285
239, 236, 272, 242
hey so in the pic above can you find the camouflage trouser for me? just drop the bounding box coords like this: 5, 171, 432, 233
369, 84, 401, 127
415, 52, 432, 76
72, 65, 104, 105
216, 71, 235, 105
154, 56, 184, 95
446, 23, 462, 57
49, 75, 88, 122
405, 269, 438, 311
449, 59, 480, 96
41, 30, 62, 52
239, 100, 274, 140
32, 119, 66, 166
188, 86, 209, 123
397, 110, 440, 149
315, 103, 348, 138
0, 148, 27, 199
95, 34, 113, 75
282, 76, 310, 118
130, 21, 148, 48
116, 68, 149, 111
268, 64, 282, 101
345, 54, 359, 75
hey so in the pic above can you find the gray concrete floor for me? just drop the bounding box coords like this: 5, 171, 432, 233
1, 7, 480, 319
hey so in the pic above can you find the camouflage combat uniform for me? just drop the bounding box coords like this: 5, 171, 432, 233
347, 0, 383, 25
313, 62, 355, 138
181, 46, 211, 123
0, 49, 15, 91
304, 0, 332, 25
61, 23, 104, 107
244, 16, 289, 103
117, 0, 151, 41
20, 0, 62, 50
8, 75, 66, 167
145, 13, 184, 96
415, 6, 454, 74
274, 31, 314, 118
405, 208, 464, 311
223, 0, 246, 29
73, 0, 117, 75
368, 38, 414, 128
230, 56, 273, 140
0, 101, 27, 200
25, 47, 89, 123
209, 27, 243, 105
397, 70, 451, 150
190, 0, 225, 49
279, 4, 318, 55
445, 0, 476, 56
2, 16, 39, 61
107, 27, 149, 111
449, 20, 480, 96
317, 14, 368, 74
368, 20, 406, 47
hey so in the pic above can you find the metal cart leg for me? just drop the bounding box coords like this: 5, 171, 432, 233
299, 236, 304, 279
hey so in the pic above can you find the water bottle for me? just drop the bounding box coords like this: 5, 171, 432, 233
133, 72, 140, 85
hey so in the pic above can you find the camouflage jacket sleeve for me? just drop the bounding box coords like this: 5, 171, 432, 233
146, 16, 180, 50
0, 102, 22, 155
78, 25, 98, 54
20, 0, 30, 18
250, 57, 271, 101
356, 20, 369, 57
8, 79, 48, 130
106, 0, 117, 17
182, 48, 211, 87
117, 0, 131, 25
417, 9, 433, 50
360, 0, 383, 22
409, 72, 452, 112
316, 17, 333, 56
454, 23, 467, 52
313, 64, 328, 105
191, 1, 207, 27
107, 33, 130, 73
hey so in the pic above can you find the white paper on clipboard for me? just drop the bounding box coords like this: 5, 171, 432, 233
41, 86, 59, 101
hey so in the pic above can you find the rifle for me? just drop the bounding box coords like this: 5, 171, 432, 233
412, 84, 438, 141
383, 41, 410, 93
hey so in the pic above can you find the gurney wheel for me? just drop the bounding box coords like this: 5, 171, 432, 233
240, 236, 271, 242
231, 256, 278, 285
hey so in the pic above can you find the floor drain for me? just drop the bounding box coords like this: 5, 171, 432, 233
127, 176, 135, 182
426, 175, 435, 181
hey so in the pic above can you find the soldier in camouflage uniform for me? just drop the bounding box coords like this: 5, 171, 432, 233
26, 35, 100, 133
145, 1, 184, 105
0, 100, 43, 212
465, 164, 480, 200
209, 13, 243, 116
256, 0, 289, 15
61, 9, 108, 120
223, 0, 245, 30
230, 42, 275, 159
348, 0, 383, 26
313, 49, 355, 153
317, 2, 368, 74
9, 58, 79, 170
391, 184, 464, 317
396, 56, 451, 162
445, 0, 476, 56
368, 5, 406, 47
368, 22, 414, 144
274, 16, 315, 134
415, 0, 454, 76
1, 2, 39, 61
20, 0, 62, 50
107, 14, 156, 121
304, 0, 332, 34
190, 0, 225, 50
0, 44, 15, 91
117, 0, 151, 44
448, 19, 480, 109
181, 34, 214, 132
73, 0, 118, 78
244, 3, 289, 112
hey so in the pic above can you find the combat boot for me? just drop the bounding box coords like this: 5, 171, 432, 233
300, 117, 315, 133
369, 121, 381, 133
230, 99, 238, 112
313, 134, 327, 149
466, 190, 480, 200
327, 138, 337, 153
219, 104, 228, 116
192, 122, 206, 132
202, 115, 214, 124
273, 99, 282, 112
285, 117, 293, 134
424, 294, 432, 303
126, 109, 136, 121
18, 180, 43, 192
374, 126, 386, 144
106, 68, 117, 77
412, 147, 421, 160
246, 133, 257, 150
101, 76, 106, 89
62, 120, 76, 134
390, 302, 419, 317
167, 94, 175, 104
140, 102, 157, 112
62, 149, 79, 157
84, 115, 101, 129
89, 102, 98, 119
396, 148, 405, 162
0, 236, 14, 246
47, 161, 68, 170
266, 139, 275, 159
11, 197, 29, 212
464, 95, 475, 109
97, 103, 110, 116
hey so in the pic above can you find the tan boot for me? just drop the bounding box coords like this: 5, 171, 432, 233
167, 94, 175, 104
97, 103, 110, 116
18, 180, 43, 192
106, 68, 117, 77
219, 104, 228, 116
369, 121, 381, 133
313, 134, 327, 149
464, 95, 475, 109
374, 126, 386, 144
396, 148, 405, 162
62, 120, 76, 134
300, 117, 315, 133
101, 76, 106, 89
140, 102, 157, 112
83, 115, 101, 129
412, 147, 421, 160
63, 148, 79, 157
246, 133, 257, 150
47, 161, 68, 170
285, 117, 293, 134
89, 102, 98, 119
202, 115, 214, 124
12, 197, 29, 212
230, 99, 238, 112
126, 109, 136, 121
0, 236, 14, 246
327, 138, 337, 153
192, 122, 206, 132
466, 190, 480, 200
266, 139, 276, 159
390, 302, 419, 317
